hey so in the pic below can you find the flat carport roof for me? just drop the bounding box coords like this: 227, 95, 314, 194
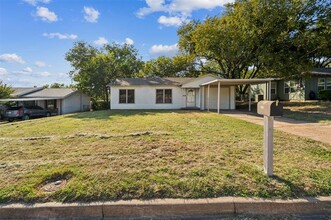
0, 97, 59, 102
201, 78, 279, 86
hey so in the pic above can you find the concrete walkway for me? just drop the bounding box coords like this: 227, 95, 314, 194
222, 111, 331, 145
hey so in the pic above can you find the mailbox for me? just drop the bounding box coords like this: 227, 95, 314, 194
257, 101, 283, 117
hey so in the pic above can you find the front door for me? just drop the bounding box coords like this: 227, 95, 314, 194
186, 89, 196, 107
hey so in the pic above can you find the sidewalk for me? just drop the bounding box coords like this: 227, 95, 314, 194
0, 197, 330, 219
222, 111, 331, 145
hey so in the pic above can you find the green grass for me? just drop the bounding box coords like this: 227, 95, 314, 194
283, 101, 331, 124
0, 110, 330, 202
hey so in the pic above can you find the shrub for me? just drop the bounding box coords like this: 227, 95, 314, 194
318, 90, 331, 101
92, 100, 109, 110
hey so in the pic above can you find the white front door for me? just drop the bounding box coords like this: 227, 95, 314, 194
186, 89, 195, 107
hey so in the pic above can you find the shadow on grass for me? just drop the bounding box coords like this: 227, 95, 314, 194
283, 109, 331, 123
65, 109, 204, 121
272, 175, 309, 198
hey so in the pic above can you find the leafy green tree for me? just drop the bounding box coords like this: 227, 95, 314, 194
43, 83, 66, 88
0, 81, 13, 99
178, 0, 330, 93
65, 42, 143, 102
65, 41, 99, 98
140, 55, 204, 77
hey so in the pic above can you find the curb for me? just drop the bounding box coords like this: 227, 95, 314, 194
0, 197, 330, 219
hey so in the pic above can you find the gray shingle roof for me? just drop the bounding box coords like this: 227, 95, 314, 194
110, 77, 195, 86
310, 68, 331, 76
22, 88, 78, 98
12, 87, 43, 97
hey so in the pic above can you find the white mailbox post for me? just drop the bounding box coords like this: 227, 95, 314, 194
257, 101, 283, 177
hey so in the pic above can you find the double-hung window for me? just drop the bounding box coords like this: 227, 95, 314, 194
156, 89, 172, 104
326, 78, 331, 90
119, 89, 134, 104
271, 82, 277, 95
284, 81, 290, 94
318, 78, 325, 91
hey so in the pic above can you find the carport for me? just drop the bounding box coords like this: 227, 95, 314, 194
0, 97, 62, 115
200, 78, 278, 113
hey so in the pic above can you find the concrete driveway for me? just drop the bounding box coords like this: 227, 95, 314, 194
221, 110, 331, 145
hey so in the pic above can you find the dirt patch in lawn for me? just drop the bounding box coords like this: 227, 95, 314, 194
39, 171, 73, 193
0, 131, 170, 141
41, 179, 68, 193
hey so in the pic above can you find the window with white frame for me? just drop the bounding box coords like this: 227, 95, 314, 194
156, 89, 172, 104
119, 89, 134, 104
271, 82, 277, 94
318, 78, 325, 91
326, 78, 331, 90
284, 81, 290, 94
284, 80, 299, 94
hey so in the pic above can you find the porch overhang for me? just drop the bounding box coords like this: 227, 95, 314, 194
201, 78, 278, 86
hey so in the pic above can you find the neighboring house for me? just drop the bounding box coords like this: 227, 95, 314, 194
0, 87, 90, 115
109, 74, 276, 110
251, 68, 331, 101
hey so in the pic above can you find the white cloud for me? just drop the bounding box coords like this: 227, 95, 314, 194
23, 0, 51, 6
137, 0, 233, 26
39, 71, 51, 76
125, 37, 134, 45
43, 32, 78, 40
94, 37, 108, 46
35, 60, 47, 67
0, 67, 8, 76
149, 43, 178, 57
138, 0, 233, 17
137, 0, 165, 17
36, 6, 58, 22
0, 53, 25, 64
158, 15, 186, 27
23, 67, 33, 73
83, 6, 100, 23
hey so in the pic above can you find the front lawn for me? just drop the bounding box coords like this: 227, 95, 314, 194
0, 110, 330, 202
283, 101, 331, 124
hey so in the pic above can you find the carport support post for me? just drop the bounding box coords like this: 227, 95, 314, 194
268, 81, 272, 101
217, 81, 220, 113
263, 115, 274, 176
207, 84, 210, 112
248, 84, 251, 112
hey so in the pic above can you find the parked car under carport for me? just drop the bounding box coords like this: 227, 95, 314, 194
4, 106, 51, 122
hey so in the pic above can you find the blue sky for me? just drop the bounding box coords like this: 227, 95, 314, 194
0, 0, 232, 87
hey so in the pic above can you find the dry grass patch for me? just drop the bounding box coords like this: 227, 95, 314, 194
0, 110, 330, 202
283, 101, 331, 123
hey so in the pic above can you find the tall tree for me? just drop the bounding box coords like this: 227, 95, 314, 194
140, 55, 200, 77
0, 81, 13, 99
178, 0, 330, 85
65, 41, 99, 97
65, 42, 143, 102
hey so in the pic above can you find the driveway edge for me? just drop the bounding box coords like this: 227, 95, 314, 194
0, 197, 330, 219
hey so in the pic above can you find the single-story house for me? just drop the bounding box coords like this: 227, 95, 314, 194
0, 87, 91, 115
251, 68, 331, 101
108, 74, 277, 111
